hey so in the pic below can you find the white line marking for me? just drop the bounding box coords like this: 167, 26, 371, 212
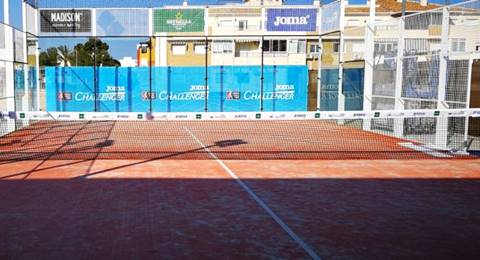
185, 127, 322, 260
398, 142, 452, 158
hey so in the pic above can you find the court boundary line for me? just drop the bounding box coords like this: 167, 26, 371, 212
185, 127, 322, 260
398, 142, 453, 158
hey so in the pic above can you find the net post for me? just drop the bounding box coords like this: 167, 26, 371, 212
316, 35, 322, 111
4, 0, 17, 133
435, 7, 451, 149
316, 0, 322, 111
4, 0, 15, 114
204, 8, 209, 113
261, 35, 264, 112
337, 0, 346, 112
363, 0, 375, 131
393, 17, 405, 138
92, 8, 97, 37
464, 58, 474, 146
93, 38, 97, 112
21, 1, 29, 111
149, 37, 153, 113
204, 35, 209, 113
34, 5, 41, 111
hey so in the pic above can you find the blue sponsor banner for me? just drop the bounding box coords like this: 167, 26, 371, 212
46, 67, 93, 112
208, 66, 262, 112
46, 65, 308, 112
266, 8, 317, 32
96, 9, 149, 36
320, 68, 364, 111
159, 67, 206, 112
96, 67, 151, 112
320, 69, 339, 111
263, 66, 308, 111
343, 68, 364, 111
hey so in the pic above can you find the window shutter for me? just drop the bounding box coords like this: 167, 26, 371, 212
288, 40, 298, 54
298, 40, 306, 53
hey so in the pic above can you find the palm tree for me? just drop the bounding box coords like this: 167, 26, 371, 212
56, 45, 74, 67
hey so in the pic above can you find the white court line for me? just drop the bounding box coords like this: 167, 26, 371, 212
398, 142, 453, 158
185, 127, 322, 260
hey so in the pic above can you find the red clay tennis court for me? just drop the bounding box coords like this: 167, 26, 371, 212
1, 118, 480, 259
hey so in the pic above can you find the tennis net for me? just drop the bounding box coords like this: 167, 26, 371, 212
0, 109, 479, 161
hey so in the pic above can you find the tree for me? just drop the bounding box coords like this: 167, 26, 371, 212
57, 45, 74, 67
39, 47, 60, 66
39, 38, 120, 67
73, 38, 120, 67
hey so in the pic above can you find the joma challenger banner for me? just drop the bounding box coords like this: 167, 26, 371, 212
45, 66, 308, 112
40, 9, 92, 33
153, 9, 205, 33
266, 8, 317, 32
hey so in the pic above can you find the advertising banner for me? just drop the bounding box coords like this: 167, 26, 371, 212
208, 66, 262, 112
96, 9, 149, 36
266, 8, 317, 32
40, 9, 92, 33
319, 68, 364, 111
321, 1, 341, 33
46, 66, 308, 112
159, 67, 207, 112
153, 9, 205, 33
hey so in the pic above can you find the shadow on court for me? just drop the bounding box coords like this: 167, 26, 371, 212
0, 178, 479, 259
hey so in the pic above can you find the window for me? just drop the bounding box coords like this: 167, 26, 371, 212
171, 44, 186, 55
288, 40, 307, 54
219, 20, 233, 27
309, 43, 320, 54
262, 40, 287, 53
212, 41, 233, 53
333, 42, 340, 53
239, 20, 248, 31
272, 40, 279, 51
262, 40, 270, 52
476, 44, 480, 52
194, 44, 206, 54
374, 42, 397, 54
298, 40, 306, 53
429, 39, 441, 52
141, 45, 148, 54
288, 40, 298, 53
451, 38, 466, 52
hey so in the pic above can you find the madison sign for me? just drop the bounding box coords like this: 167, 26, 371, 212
40, 9, 92, 33
266, 8, 317, 32
153, 9, 204, 33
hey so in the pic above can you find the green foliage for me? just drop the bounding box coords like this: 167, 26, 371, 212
39, 47, 60, 66
40, 38, 120, 67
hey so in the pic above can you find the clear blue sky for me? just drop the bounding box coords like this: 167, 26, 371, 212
0, 0, 471, 59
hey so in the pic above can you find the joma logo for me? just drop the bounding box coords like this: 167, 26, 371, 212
274, 15, 310, 26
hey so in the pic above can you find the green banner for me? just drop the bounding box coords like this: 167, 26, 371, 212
153, 9, 205, 33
